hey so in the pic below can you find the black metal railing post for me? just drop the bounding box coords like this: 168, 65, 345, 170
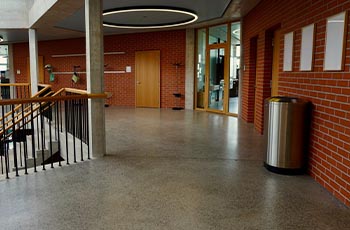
64, 100, 69, 165
79, 99, 84, 161
12, 104, 19, 176
56, 102, 62, 167
72, 99, 77, 163
49, 103, 54, 169
21, 104, 28, 175
1, 105, 9, 179
86, 99, 90, 159
39, 102, 45, 171
30, 103, 37, 173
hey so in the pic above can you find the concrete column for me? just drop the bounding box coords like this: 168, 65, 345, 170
7, 44, 15, 97
7, 44, 14, 83
28, 28, 38, 96
185, 28, 195, 110
85, 0, 106, 157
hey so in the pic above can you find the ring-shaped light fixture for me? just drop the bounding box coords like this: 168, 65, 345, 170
103, 7, 198, 29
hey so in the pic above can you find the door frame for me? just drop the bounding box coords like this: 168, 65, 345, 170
135, 50, 160, 108
195, 22, 238, 116
271, 29, 281, 97
205, 43, 229, 114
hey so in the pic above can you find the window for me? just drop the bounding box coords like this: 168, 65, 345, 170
0, 45, 9, 71
209, 24, 227, 44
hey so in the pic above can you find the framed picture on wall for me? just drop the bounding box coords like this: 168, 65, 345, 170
283, 32, 294, 71
324, 11, 347, 71
300, 24, 315, 71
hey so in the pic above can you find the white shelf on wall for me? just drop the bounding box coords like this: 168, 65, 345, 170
52, 70, 126, 75
53, 71, 85, 74
51, 51, 126, 58
104, 52, 126, 55
104, 70, 126, 74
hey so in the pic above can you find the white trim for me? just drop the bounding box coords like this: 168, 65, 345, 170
51, 51, 125, 58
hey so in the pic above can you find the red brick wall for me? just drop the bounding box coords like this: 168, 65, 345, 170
242, 0, 350, 206
13, 30, 186, 108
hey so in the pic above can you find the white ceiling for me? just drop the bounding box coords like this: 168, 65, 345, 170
0, 0, 261, 44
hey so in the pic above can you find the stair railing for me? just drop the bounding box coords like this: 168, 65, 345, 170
0, 87, 106, 179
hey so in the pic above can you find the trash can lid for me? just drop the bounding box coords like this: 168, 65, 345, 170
268, 96, 306, 103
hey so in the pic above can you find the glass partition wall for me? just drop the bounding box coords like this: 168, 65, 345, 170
208, 48, 225, 111
196, 29, 206, 109
195, 22, 240, 116
229, 23, 240, 114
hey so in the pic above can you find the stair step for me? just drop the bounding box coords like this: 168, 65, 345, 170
13, 141, 63, 170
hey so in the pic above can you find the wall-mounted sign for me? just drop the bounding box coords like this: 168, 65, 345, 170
300, 24, 315, 71
283, 32, 294, 71
324, 11, 347, 71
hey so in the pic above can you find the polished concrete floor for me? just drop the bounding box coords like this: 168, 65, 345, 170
0, 107, 349, 230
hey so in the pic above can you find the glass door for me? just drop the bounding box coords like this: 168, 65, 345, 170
208, 48, 225, 111
228, 22, 241, 114
195, 22, 241, 115
196, 29, 206, 109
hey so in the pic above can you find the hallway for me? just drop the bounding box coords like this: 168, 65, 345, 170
0, 108, 349, 229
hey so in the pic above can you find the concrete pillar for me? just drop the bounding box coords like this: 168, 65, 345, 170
185, 28, 195, 110
7, 44, 15, 96
28, 28, 38, 96
85, 0, 106, 157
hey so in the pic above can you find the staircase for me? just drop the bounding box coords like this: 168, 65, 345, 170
0, 84, 65, 172
25, 141, 63, 168
0, 83, 103, 179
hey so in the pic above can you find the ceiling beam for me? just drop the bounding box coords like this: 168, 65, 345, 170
31, 0, 85, 40
0, 0, 28, 29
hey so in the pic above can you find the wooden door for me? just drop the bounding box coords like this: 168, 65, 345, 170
27, 56, 44, 83
135, 50, 160, 108
271, 29, 281, 96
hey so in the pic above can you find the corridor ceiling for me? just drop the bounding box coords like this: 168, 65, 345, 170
0, 0, 261, 43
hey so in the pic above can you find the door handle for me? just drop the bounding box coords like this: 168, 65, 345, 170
136, 81, 141, 84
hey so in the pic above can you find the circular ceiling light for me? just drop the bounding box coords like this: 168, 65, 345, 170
232, 29, 240, 35
103, 7, 198, 29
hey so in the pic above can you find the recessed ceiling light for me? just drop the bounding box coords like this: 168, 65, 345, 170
232, 29, 240, 35
103, 7, 198, 29
0, 36, 3, 42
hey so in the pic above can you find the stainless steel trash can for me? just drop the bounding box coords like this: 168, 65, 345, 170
264, 96, 310, 174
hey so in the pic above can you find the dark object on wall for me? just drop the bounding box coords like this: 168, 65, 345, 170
72, 72, 79, 83
172, 62, 183, 110
0, 77, 10, 99
72, 66, 80, 83
104, 92, 113, 107
229, 80, 239, 97
45, 64, 55, 82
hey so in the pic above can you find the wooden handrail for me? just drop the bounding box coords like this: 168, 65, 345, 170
51, 88, 66, 97
38, 83, 52, 88
0, 92, 54, 129
0, 84, 52, 122
64, 88, 88, 95
0, 93, 105, 137
0, 83, 30, 87
0, 102, 44, 137
0, 86, 106, 139
31, 84, 52, 98
0, 93, 106, 106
